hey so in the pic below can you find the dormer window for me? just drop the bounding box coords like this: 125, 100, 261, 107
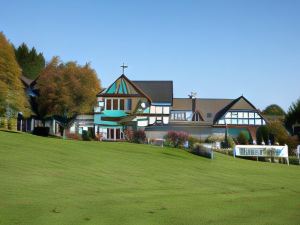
192, 111, 203, 121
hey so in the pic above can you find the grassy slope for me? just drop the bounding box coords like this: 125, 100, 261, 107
0, 131, 299, 225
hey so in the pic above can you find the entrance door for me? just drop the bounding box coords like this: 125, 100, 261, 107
116, 128, 120, 139
107, 128, 123, 141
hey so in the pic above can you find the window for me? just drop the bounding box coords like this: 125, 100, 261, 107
126, 99, 132, 110
163, 117, 169, 124
156, 117, 162, 124
218, 111, 265, 126
231, 119, 237, 124
192, 111, 202, 121
163, 107, 170, 114
186, 112, 193, 121
255, 119, 262, 125
218, 119, 225, 124
149, 117, 156, 124
225, 112, 231, 118
232, 112, 238, 118
110, 128, 114, 139
150, 106, 156, 114
156, 107, 163, 114
107, 128, 123, 140
171, 112, 187, 121
106, 99, 112, 110
113, 99, 118, 110
116, 128, 120, 139
120, 99, 125, 110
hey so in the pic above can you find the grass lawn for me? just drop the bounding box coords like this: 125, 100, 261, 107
0, 131, 299, 225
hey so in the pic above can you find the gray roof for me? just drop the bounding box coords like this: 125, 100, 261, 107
133, 81, 173, 105
172, 98, 234, 122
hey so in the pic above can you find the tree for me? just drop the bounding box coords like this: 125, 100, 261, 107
266, 121, 288, 144
256, 126, 269, 144
237, 131, 249, 145
36, 57, 101, 138
0, 32, 31, 129
262, 104, 286, 116
285, 98, 300, 136
14, 43, 45, 80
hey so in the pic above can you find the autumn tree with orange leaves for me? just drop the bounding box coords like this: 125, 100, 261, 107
36, 57, 101, 138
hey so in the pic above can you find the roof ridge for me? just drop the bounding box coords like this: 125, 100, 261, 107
132, 80, 173, 82
173, 97, 234, 100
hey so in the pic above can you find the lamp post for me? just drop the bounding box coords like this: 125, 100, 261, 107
225, 120, 228, 148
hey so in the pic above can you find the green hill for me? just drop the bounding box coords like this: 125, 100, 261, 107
0, 131, 299, 225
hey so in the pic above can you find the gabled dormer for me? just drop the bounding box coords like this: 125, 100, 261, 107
95, 74, 151, 114
214, 96, 266, 126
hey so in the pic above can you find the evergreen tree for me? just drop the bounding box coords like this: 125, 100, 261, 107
262, 104, 286, 116
14, 43, 45, 79
0, 32, 31, 124
285, 98, 300, 136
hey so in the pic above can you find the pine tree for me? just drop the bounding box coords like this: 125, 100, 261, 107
14, 43, 45, 79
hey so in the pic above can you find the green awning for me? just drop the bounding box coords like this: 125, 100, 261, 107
102, 110, 127, 117
98, 120, 120, 126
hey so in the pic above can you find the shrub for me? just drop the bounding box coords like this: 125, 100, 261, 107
124, 129, 134, 142
221, 135, 235, 149
7, 118, 17, 130
187, 136, 202, 149
0, 117, 7, 129
284, 136, 299, 155
267, 121, 288, 144
289, 156, 300, 165
33, 127, 50, 136
205, 134, 225, 143
88, 129, 95, 139
82, 130, 91, 141
190, 143, 213, 159
132, 130, 146, 144
237, 131, 249, 145
66, 132, 81, 140
164, 131, 189, 148
256, 126, 269, 144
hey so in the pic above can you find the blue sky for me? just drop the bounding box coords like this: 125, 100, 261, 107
1, 0, 299, 111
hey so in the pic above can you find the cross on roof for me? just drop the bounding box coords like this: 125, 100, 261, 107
121, 63, 128, 75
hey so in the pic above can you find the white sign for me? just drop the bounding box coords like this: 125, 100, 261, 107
234, 145, 288, 158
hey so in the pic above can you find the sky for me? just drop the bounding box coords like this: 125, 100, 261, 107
1, 0, 299, 111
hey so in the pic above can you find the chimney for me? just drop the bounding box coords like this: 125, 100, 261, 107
188, 92, 197, 113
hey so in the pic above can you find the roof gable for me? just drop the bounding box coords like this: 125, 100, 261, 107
230, 97, 256, 110
213, 96, 259, 123
97, 75, 151, 100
